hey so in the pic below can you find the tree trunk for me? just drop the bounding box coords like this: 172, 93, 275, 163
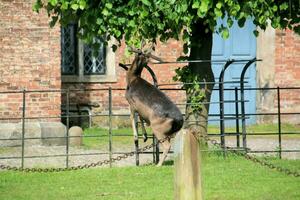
174, 22, 213, 200
185, 21, 214, 137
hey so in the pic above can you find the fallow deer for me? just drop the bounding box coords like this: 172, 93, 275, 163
122, 51, 183, 166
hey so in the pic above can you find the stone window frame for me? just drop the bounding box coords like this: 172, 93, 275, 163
61, 25, 116, 83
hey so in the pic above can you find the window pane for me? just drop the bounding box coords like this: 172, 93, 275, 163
84, 43, 106, 75
61, 24, 77, 75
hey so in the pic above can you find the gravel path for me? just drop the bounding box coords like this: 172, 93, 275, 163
0, 137, 299, 169
223, 137, 300, 159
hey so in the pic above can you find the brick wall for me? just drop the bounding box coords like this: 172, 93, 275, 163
274, 29, 300, 86
0, 0, 61, 123
273, 29, 300, 124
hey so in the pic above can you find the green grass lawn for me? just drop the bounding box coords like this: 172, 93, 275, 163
207, 123, 300, 137
0, 154, 299, 200
82, 127, 153, 150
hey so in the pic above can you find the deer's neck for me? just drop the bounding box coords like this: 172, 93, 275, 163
126, 71, 139, 86
126, 64, 143, 86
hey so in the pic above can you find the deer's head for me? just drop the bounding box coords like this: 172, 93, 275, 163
129, 53, 149, 77
121, 45, 163, 84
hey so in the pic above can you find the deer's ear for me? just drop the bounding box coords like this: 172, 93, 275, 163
119, 63, 128, 71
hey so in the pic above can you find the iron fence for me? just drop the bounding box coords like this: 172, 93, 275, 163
1, 85, 300, 169
0, 59, 299, 169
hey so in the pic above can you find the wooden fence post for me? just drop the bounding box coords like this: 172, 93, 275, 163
174, 129, 203, 200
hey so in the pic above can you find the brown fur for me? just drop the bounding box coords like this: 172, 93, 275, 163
125, 54, 183, 166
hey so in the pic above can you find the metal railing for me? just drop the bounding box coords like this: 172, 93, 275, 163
1, 85, 300, 169
0, 58, 299, 169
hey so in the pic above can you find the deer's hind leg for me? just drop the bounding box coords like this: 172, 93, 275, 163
151, 118, 173, 166
130, 109, 138, 142
139, 116, 148, 142
156, 136, 171, 167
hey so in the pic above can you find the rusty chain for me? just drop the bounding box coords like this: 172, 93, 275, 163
0, 136, 171, 173
0, 133, 299, 178
197, 134, 300, 178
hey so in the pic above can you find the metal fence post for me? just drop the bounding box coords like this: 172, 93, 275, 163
219, 60, 234, 151
155, 137, 160, 164
109, 87, 113, 167
152, 134, 160, 164
21, 89, 26, 169
134, 113, 139, 166
240, 58, 257, 152
65, 89, 70, 168
152, 133, 156, 164
277, 87, 282, 159
235, 87, 240, 148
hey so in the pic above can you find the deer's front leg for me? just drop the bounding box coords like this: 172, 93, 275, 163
139, 116, 148, 142
130, 109, 138, 142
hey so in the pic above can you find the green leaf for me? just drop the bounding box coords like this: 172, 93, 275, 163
279, 3, 288, 10
237, 17, 246, 27
141, 10, 149, 17
192, 1, 200, 9
214, 8, 222, 17
157, 23, 164, 30
272, 5, 278, 12
227, 17, 233, 28
181, 3, 188, 12
183, 43, 189, 54
105, 3, 113, 9
61, 1, 69, 10
199, 2, 209, 13
221, 28, 229, 39
128, 10, 135, 16
294, 25, 300, 35
115, 30, 122, 37
253, 30, 259, 37
118, 17, 126, 24
102, 9, 109, 16
112, 44, 118, 52
128, 20, 135, 27
49, 0, 58, 6
197, 8, 204, 17
79, 0, 87, 10
96, 18, 103, 25
49, 16, 58, 28
32, 0, 42, 12
71, 4, 79, 10
216, 2, 223, 9
141, 0, 151, 6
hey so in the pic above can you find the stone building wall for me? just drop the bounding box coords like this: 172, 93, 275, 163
273, 29, 300, 124
0, 0, 61, 123
1, 1, 300, 127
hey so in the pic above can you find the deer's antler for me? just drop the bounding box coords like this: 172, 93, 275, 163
128, 46, 163, 62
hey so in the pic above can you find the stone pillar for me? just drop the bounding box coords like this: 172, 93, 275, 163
256, 26, 276, 123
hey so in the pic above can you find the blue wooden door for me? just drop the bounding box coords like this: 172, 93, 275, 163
209, 19, 257, 125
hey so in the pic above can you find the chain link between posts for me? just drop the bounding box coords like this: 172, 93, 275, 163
0, 133, 299, 178
194, 133, 300, 178
0, 136, 171, 173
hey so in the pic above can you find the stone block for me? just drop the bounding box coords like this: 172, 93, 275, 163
69, 126, 83, 146
15, 122, 41, 146
0, 122, 42, 147
0, 123, 19, 147
40, 122, 66, 146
